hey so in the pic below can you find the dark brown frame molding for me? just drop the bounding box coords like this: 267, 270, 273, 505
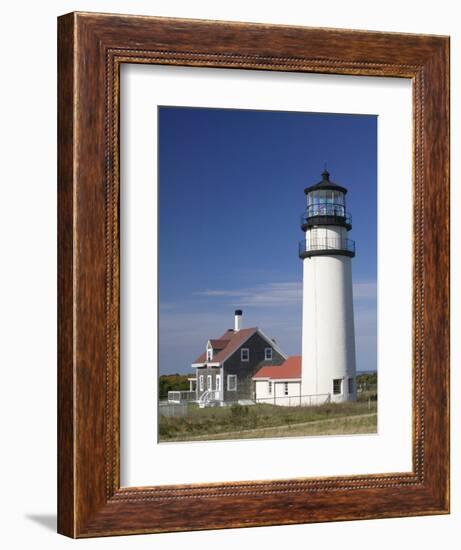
57, 12, 450, 538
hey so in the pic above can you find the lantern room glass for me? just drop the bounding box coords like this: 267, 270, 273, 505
306, 190, 345, 217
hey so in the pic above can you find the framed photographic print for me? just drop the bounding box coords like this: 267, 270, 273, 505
57, 12, 450, 537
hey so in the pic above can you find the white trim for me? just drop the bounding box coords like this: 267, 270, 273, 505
207, 375, 212, 390
333, 378, 343, 395
256, 328, 289, 360
252, 377, 302, 382
240, 348, 250, 362
199, 375, 204, 391
206, 340, 215, 361
227, 374, 237, 391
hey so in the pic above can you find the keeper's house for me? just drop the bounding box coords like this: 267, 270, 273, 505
190, 310, 287, 406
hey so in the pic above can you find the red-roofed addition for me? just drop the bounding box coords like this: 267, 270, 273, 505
253, 355, 302, 381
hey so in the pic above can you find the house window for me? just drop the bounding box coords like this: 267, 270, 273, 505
264, 348, 273, 360
227, 374, 237, 391
284, 382, 289, 396
348, 377, 355, 394
206, 348, 213, 361
207, 375, 212, 390
241, 348, 249, 362
216, 374, 221, 391
268, 381, 272, 394
199, 375, 204, 391
333, 379, 343, 395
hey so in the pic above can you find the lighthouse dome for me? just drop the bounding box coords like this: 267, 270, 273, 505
304, 169, 347, 195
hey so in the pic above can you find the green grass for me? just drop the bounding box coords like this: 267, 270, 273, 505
159, 400, 377, 442
183, 413, 377, 441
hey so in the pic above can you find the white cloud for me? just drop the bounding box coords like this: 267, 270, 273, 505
194, 289, 244, 298
195, 279, 376, 307
194, 282, 302, 307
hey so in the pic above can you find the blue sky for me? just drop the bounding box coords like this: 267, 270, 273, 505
158, 106, 377, 375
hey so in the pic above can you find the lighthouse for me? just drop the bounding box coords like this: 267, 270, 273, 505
299, 170, 357, 404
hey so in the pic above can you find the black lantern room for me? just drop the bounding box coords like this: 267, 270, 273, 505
301, 169, 352, 231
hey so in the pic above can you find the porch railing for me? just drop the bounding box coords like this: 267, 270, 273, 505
167, 390, 196, 404
198, 390, 221, 408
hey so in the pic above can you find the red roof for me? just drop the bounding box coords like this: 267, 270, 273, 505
209, 339, 229, 350
252, 355, 301, 380
192, 327, 258, 365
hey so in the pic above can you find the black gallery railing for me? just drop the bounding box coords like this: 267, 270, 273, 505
299, 237, 356, 256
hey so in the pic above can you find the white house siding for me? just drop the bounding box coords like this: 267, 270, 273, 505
254, 379, 301, 406
254, 379, 273, 403
301, 244, 357, 404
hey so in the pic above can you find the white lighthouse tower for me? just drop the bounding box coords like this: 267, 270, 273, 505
299, 169, 357, 404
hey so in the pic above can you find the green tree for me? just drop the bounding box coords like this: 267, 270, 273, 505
159, 373, 189, 399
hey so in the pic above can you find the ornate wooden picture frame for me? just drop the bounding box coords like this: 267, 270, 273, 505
57, 12, 450, 538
